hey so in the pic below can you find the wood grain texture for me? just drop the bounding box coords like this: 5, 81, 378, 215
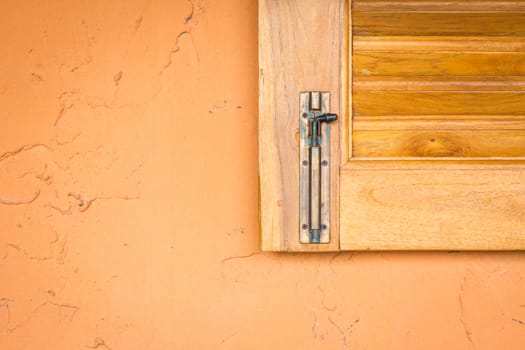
353, 130, 525, 157
353, 0, 525, 12
352, 2, 525, 159
354, 36, 525, 52
260, 0, 525, 251
354, 52, 525, 77
340, 163, 525, 250
341, 0, 525, 251
353, 13, 525, 36
259, 0, 344, 252
354, 117, 525, 130
354, 92, 525, 116
354, 76, 525, 92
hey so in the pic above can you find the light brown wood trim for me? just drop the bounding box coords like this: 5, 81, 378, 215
353, 0, 525, 13
354, 76, 525, 92
258, 0, 345, 252
353, 13, 525, 36
340, 160, 525, 250
342, 159, 525, 171
354, 36, 525, 52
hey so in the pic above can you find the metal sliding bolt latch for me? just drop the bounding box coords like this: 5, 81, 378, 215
299, 92, 338, 244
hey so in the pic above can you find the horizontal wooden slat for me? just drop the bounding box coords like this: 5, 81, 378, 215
340, 164, 525, 250
354, 114, 525, 121
354, 118, 525, 130
354, 52, 525, 76
354, 92, 525, 115
354, 76, 525, 91
343, 159, 525, 170
354, 36, 525, 52
353, 13, 525, 36
353, 0, 525, 13
353, 130, 525, 157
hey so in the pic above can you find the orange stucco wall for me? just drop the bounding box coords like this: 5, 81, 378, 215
1, 1, 525, 349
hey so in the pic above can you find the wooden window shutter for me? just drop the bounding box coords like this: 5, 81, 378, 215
259, 0, 525, 252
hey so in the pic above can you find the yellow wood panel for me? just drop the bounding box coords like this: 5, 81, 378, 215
352, 2, 525, 160
354, 52, 525, 77
353, 13, 525, 36
354, 118, 525, 130
353, 130, 525, 157
354, 76, 525, 92
354, 36, 525, 52
354, 92, 525, 116
259, 0, 344, 252
353, 0, 525, 12
340, 163, 525, 250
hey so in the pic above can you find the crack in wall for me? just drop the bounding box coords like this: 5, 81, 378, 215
17, 163, 52, 185
48, 202, 73, 215
220, 331, 238, 345
0, 190, 40, 206
0, 144, 51, 164
311, 312, 320, 340
88, 337, 111, 350
3, 237, 60, 262
221, 251, 261, 263
54, 90, 80, 126
459, 274, 475, 349
0, 298, 12, 332
329, 252, 353, 275
185, 0, 194, 24
318, 285, 337, 312
162, 31, 191, 71
161, 0, 199, 73
328, 316, 360, 350
67, 192, 141, 213
6, 300, 79, 333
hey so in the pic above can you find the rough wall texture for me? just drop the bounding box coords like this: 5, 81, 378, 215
1, 0, 525, 349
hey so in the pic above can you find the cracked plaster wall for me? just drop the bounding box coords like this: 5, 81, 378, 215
1, 0, 525, 349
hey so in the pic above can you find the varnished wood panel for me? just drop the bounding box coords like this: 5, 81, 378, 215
259, 0, 344, 252
353, 130, 525, 157
353, 13, 525, 36
340, 162, 525, 250
343, 1, 525, 251
353, 0, 525, 13
354, 52, 525, 77
354, 117, 525, 130
354, 76, 525, 92
354, 92, 525, 116
352, 1, 525, 160
354, 36, 525, 52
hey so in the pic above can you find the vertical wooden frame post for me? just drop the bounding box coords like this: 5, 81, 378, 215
259, 0, 345, 252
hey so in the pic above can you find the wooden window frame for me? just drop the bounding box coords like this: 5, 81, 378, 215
259, 0, 525, 252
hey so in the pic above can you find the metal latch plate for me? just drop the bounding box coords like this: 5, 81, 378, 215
299, 92, 334, 244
